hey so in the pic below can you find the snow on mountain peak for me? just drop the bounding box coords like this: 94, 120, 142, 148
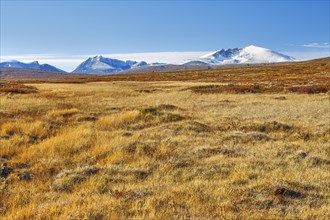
200, 48, 240, 62
244, 44, 259, 49
195, 45, 295, 65
238, 45, 295, 63
73, 56, 148, 74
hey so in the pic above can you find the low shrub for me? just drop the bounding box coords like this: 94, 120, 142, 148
224, 85, 260, 93
0, 82, 38, 94
288, 85, 329, 94
140, 108, 163, 116
190, 84, 262, 94
189, 85, 223, 94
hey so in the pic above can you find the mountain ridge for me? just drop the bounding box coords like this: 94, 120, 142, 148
0, 60, 65, 72
1, 45, 296, 74
190, 45, 295, 65
72, 56, 149, 74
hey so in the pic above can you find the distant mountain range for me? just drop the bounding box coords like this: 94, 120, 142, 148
0, 45, 296, 74
0, 60, 65, 72
72, 56, 150, 74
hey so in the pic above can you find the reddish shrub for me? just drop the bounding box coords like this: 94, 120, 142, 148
189, 85, 223, 94
224, 85, 260, 94
190, 84, 265, 94
0, 83, 38, 94
190, 84, 264, 94
288, 85, 329, 94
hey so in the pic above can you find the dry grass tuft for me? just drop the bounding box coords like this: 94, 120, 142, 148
95, 111, 140, 130
46, 108, 80, 118
52, 165, 100, 192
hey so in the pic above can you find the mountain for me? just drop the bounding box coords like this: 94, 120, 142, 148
190, 45, 295, 65
0, 60, 65, 72
73, 46, 295, 74
1, 46, 295, 75
73, 56, 148, 74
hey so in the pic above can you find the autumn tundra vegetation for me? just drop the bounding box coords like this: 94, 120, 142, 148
0, 58, 329, 219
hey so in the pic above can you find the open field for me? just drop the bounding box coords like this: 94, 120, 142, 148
0, 58, 330, 219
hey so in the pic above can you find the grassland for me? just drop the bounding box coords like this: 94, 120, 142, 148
0, 58, 329, 219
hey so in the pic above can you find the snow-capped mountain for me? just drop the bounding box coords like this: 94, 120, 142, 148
190, 45, 295, 65
1, 46, 296, 75
73, 56, 148, 74
0, 60, 65, 72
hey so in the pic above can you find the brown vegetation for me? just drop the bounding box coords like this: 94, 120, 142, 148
0, 58, 329, 219
287, 85, 330, 94
0, 82, 38, 94
190, 84, 330, 94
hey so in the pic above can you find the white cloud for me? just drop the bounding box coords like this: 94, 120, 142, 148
102, 51, 210, 64
301, 42, 329, 49
282, 51, 330, 61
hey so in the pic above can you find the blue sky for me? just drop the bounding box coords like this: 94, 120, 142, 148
1, 0, 329, 71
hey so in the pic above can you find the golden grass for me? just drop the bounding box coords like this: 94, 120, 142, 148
95, 111, 140, 131
0, 61, 329, 219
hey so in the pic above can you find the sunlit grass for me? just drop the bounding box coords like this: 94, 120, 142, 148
0, 58, 329, 219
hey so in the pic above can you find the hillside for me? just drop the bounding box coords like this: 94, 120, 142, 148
0, 68, 79, 79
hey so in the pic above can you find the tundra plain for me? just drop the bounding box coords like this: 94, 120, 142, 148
0, 58, 329, 219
